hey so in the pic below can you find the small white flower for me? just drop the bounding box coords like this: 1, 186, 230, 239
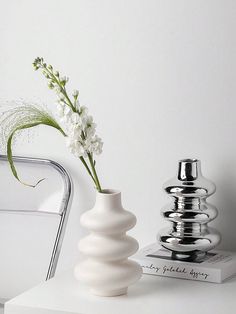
93, 136, 103, 155
64, 106, 72, 117
60, 106, 73, 124
72, 89, 79, 98
79, 106, 88, 118
60, 76, 69, 85
69, 123, 83, 138
70, 112, 80, 124
81, 113, 92, 128
85, 119, 96, 137
85, 115, 93, 125
66, 136, 86, 158
56, 103, 65, 118
86, 135, 103, 155
86, 125, 96, 137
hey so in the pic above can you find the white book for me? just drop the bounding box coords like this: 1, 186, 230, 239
132, 243, 236, 283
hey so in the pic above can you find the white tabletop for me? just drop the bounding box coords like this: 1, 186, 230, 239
5, 271, 236, 314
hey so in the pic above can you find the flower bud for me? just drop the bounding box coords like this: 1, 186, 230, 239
48, 82, 54, 89
72, 89, 79, 98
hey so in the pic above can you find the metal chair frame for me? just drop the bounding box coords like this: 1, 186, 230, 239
0, 155, 73, 280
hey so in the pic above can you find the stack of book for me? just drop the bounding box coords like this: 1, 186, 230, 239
132, 243, 236, 283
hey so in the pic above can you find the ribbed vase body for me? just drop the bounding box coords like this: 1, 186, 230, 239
74, 189, 142, 296
158, 159, 221, 261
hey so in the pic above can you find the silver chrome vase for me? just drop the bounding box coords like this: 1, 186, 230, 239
158, 159, 221, 261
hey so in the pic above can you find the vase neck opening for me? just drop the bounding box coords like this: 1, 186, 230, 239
96, 189, 122, 211
177, 159, 201, 181
100, 189, 120, 195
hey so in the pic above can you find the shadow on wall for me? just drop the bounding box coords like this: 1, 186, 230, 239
213, 161, 236, 252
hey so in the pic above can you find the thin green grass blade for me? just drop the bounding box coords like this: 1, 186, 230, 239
7, 123, 44, 187
1, 104, 66, 187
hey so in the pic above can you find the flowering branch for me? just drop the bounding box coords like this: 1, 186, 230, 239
1, 58, 103, 192
33, 58, 104, 192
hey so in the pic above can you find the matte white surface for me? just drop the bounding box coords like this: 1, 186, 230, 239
76, 191, 141, 296
5, 271, 236, 314
1, 0, 236, 275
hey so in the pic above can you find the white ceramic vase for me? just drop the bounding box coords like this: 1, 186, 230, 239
74, 189, 142, 297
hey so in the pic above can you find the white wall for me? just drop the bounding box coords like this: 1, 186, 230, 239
1, 0, 236, 273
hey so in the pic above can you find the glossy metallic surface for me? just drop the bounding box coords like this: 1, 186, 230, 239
158, 159, 221, 261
